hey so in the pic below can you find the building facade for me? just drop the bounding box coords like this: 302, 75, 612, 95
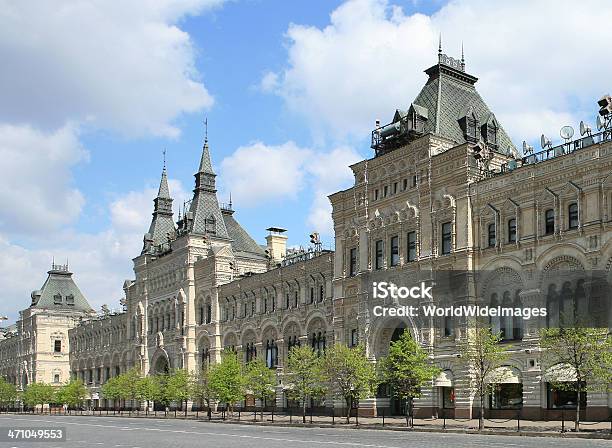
2, 51, 611, 420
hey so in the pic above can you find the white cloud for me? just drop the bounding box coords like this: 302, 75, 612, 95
219, 141, 313, 205
0, 0, 223, 137
219, 141, 360, 236
267, 0, 612, 145
0, 123, 87, 235
0, 177, 189, 322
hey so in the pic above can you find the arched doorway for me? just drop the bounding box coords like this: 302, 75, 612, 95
376, 323, 410, 416
153, 356, 170, 375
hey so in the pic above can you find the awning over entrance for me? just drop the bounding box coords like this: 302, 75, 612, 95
487, 366, 521, 384
434, 370, 453, 387
543, 363, 578, 382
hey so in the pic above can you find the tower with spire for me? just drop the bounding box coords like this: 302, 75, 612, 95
142, 158, 175, 254
184, 126, 229, 238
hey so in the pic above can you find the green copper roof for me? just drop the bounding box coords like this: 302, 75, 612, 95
31, 266, 94, 313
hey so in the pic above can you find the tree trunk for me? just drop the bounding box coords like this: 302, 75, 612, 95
575, 402, 580, 432
302, 396, 307, 423
479, 393, 485, 431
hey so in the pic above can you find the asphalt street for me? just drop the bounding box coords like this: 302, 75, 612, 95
0, 414, 609, 448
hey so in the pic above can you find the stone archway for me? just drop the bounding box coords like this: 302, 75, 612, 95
150, 351, 170, 375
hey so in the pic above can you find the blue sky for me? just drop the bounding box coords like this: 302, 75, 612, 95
1, 0, 610, 321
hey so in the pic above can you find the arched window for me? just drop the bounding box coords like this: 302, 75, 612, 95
507, 219, 517, 243
487, 223, 496, 247
568, 203, 579, 229
545, 209, 555, 235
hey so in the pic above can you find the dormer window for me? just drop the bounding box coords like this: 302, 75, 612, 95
481, 114, 499, 149
66, 295, 75, 306
53, 294, 62, 305
458, 107, 479, 143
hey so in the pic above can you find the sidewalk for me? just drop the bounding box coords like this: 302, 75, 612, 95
10, 409, 612, 439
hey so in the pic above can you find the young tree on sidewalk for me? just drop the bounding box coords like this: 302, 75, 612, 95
191, 366, 215, 418
164, 369, 192, 415
458, 324, 509, 431
22, 383, 56, 412
540, 326, 612, 432
321, 344, 378, 424
284, 345, 326, 423
209, 349, 245, 415
244, 358, 276, 421
379, 330, 441, 425
135, 375, 161, 413
56, 379, 88, 410
101, 376, 121, 410
0, 378, 18, 411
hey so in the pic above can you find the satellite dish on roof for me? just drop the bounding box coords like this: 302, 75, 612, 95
560, 125, 574, 140
522, 140, 534, 155
596, 115, 606, 131
540, 134, 552, 149
579, 120, 592, 136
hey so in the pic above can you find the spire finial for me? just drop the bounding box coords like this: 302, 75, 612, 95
229, 192, 233, 209
162, 148, 167, 170
204, 117, 208, 143
461, 41, 465, 71
438, 33, 443, 63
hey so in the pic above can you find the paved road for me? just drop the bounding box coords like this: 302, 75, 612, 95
0, 414, 609, 448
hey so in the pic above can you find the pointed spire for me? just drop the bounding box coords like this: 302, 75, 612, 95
438, 32, 442, 62
198, 140, 215, 175
157, 152, 171, 199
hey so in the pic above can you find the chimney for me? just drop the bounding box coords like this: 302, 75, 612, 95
265, 227, 288, 266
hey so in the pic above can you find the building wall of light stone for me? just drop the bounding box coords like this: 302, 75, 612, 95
328, 130, 612, 419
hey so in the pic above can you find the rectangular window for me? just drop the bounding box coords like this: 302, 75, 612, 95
412, 175, 417, 187
488, 223, 496, 247
442, 387, 455, 409
402, 179, 408, 191
441, 222, 452, 255
375, 240, 384, 269
390, 236, 399, 266
545, 209, 555, 235
547, 383, 586, 409
407, 231, 416, 262
206, 304, 212, 323
310, 287, 314, 304
294, 291, 298, 308
393, 182, 398, 194
54, 374, 60, 383
54, 340, 62, 353
508, 218, 517, 243
490, 383, 523, 409
319, 285, 324, 302
568, 203, 579, 229
383, 185, 388, 197
350, 329, 358, 347
349, 248, 357, 277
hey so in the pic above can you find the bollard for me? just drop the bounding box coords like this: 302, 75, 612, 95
290, 408, 292, 424
443, 415, 446, 430
271, 408, 274, 423
254, 409, 257, 422
356, 407, 359, 426
517, 410, 520, 432
332, 411, 335, 425
382, 409, 384, 427
310, 407, 313, 424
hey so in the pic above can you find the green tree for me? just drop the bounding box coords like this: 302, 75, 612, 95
284, 345, 326, 423
244, 358, 276, 420
56, 379, 88, 409
540, 327, 612, 432
116, 368, 141, 409
164, 369, 191, 413
191, 367, 214, 418
135, 375, 161, 413
0, 378, 18, 410
458, 325, 509, 430
209, 349, 245, 414
22, 383, 56, 410
379, 330, 441, 424
321, 344, 378, 424
101, 376, 121, 408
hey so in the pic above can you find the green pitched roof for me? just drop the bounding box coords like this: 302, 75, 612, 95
31, 266, 93, 313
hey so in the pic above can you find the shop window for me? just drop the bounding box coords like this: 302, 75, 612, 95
490, 383, 523, 409
547, 383, 586, 409
442, 387, 455, 409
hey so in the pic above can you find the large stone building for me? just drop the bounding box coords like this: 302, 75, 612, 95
2, 50, 611, 420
